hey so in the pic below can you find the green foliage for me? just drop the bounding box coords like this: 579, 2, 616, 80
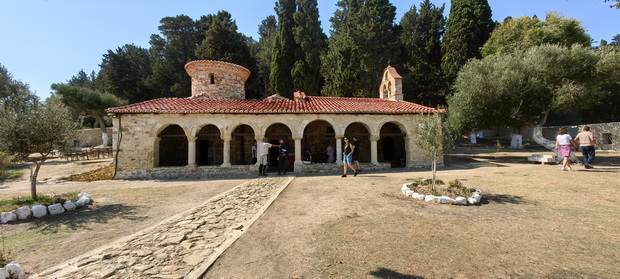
253, 15, 278, 98
481, 13, 592, 57
0, 192, 80, 212
321, 0, 399, 98
413, 113, 453, 190
100, 44, 153, 103
399, 0, 447, 106
292, 0, 326, 96
604, 0, 620, 8
495, 140, 505, 153
195, 11, 261, 99
446, 44, 616, 133
0, 236, 12, 266
441, 0, 494, 83
270, 0, 297, 98
0, 151, 20, 181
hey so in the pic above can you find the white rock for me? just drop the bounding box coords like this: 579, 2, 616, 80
32, 205, 47, 218
78, 192, 91, 199
446, 197, 457, 204
433, 196, 442, 203
471, 194, 482, 204
417, 194, 425, 200
14, 206, 31, 220
411, 193, 419, 199
0, 212, 17, 224
4, 262, 25, 279
79, 197, 92, 205
405, 190, 414, 197
424, 195, 434, 202
75, 199, 85, 207
456, 197, 468, 205
63, 201, 76, 211
402, 183, 410, 188
0, 268, 9, 279
474, 189, 483, 195
48, 204, 65, 215
421, 179, 428, 183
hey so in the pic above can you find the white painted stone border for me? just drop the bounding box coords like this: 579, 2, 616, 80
401, 182, 482, 205
0, 192, 92, 224
0, 262, 26, 279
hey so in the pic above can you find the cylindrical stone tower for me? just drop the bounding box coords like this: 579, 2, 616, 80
184, 60, 251, 100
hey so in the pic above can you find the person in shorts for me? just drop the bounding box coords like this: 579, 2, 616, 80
257, 137, 279, 176
341, 137, 358, 177
555, 127, 577, 171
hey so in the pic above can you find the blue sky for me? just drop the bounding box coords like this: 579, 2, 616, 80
1, 0, 618, 101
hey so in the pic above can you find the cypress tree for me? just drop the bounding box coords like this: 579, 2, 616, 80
400, 0, 446, 106
321, 0, 398, 98
292, 0, 326, 95
441, 0, 494, 83
270, 0, 297, 98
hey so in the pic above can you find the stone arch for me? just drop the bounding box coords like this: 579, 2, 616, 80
230, 124, 256, 165
196, 124, 223, 166
152, 121, 190, 138
158, 124, 188, 167
344, 122, 371, 163
264, 123, 293, 169
379, 122, 406, 168
302, 120, 336, 163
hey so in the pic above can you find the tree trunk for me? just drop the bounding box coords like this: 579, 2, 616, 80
431, 154, 437, 192
531, 111, 581, 163
95, 114, 109, 146
30, 161, 42, 200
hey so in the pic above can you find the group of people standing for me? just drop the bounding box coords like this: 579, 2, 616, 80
555, 126, 598, 171
254, 136, 363, 177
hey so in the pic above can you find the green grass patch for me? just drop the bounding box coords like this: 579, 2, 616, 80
0, 169, 24, 181
0, 192, 80, 212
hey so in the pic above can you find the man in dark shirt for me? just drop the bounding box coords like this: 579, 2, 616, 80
352, 136, 361, 172
277, 139, 289, 175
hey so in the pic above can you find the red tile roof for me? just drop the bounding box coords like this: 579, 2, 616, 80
106, 96, 444, 115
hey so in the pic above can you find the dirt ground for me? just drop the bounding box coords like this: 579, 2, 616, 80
2, 146, 620, 278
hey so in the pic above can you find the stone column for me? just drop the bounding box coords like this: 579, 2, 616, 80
221, 135, 232, 167
293, 137, 303, 172
187, 136, 197, 167
335, 137, 343, 166
370, 135, 380, 165
153, 137, 161, 167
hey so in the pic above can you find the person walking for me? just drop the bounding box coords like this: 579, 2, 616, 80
574, 126, 597, 169
342, 137, 358, 177
277, 139, 289, 175
352, 136, 362, 172
258, 138, 279, 176
555, 127, 577, 171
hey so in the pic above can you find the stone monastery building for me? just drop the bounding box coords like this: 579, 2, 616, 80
106, 60, 443, 179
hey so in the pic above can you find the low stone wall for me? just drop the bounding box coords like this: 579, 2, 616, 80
67, 128, 112, 148
296, 162, 391, 174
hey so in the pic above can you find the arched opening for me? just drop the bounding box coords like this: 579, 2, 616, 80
196, 125, 223, 166
265, 123, 293, 171
344, 122, 370, 163
231, 124, 255, 165
158, 125, 188, 167
379, 122, 406, 168
302, 120, 335, 163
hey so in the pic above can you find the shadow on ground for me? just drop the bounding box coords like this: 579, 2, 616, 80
369, 268, 424, 279
481, 194, 528, 205
34, 204, 143, 234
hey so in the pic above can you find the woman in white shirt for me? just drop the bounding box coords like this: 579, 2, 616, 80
554, 127, 577, 171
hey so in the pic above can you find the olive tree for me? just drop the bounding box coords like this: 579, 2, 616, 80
414, 113, 453, 191
0, 98, 79, 199
447, 44, 620, 155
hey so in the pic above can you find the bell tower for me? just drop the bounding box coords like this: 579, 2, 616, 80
379, 66, 403, 101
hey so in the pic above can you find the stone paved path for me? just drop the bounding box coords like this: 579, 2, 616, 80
37, 176, 294, 279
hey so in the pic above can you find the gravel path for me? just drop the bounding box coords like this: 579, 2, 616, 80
36, 176, 294, 279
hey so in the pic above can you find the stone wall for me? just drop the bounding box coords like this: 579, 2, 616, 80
67, 128, 112, 147
110, 113, 439, 179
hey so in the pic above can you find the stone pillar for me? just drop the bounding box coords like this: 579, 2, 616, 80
335, 137, 343, 166
153, 137, 161, 167
370, 135, 380, 165
187, 136, 197, 167
293, 137, 303, 172
221, 135, 232, 167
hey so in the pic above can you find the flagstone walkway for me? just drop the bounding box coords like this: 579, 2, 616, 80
37, 176, 294, 279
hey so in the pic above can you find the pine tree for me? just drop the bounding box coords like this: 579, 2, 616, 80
400, 0, 446, 106
321, 0, 399, 98
292, 0, 326, 95
270, 0, 297, 98
441, 0, 494, 83
253, 15, 278, 98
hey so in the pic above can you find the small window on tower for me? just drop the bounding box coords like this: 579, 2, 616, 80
210, 74, 215, 84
